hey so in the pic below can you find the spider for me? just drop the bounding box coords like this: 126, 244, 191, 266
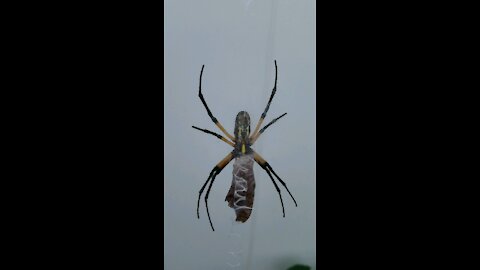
193, 60, 297, 231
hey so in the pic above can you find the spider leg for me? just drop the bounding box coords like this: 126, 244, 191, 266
253, 151, 298, 207
260, 162, 285, 217
192, 126, 235, 147
250, 112, 287, 145
265, 163, 298, 207
197, 169, 215, 219
204, 170, 222, 231
198, 65, 235, 141
250, 60, 278, 141
197, 152, 234, 231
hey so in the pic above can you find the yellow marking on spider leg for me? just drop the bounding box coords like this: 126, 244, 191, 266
221, 137, 235, 147
216, 122, 235, 141
250, 118, 264, 140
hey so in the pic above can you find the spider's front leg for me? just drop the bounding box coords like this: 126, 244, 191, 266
250, 60, 278, 142
198, 65, 235, 141
249, 60, 288, 145
197, 152, 234, 231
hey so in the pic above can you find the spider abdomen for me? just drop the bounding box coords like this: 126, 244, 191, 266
225, 154, 255, 222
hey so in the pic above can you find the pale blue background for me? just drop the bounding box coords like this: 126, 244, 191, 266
164, 1, 316, 269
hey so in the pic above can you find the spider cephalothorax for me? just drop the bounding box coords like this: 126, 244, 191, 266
233, 111, 251, 155
192, 60, 297, 231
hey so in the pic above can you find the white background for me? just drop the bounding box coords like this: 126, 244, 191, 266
164, 0, 316, 269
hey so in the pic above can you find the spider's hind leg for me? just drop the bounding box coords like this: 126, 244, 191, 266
253, 150, 297, 211
197, 152, 234, 231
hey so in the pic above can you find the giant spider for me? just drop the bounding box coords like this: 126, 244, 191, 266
193, 60, 297, 231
